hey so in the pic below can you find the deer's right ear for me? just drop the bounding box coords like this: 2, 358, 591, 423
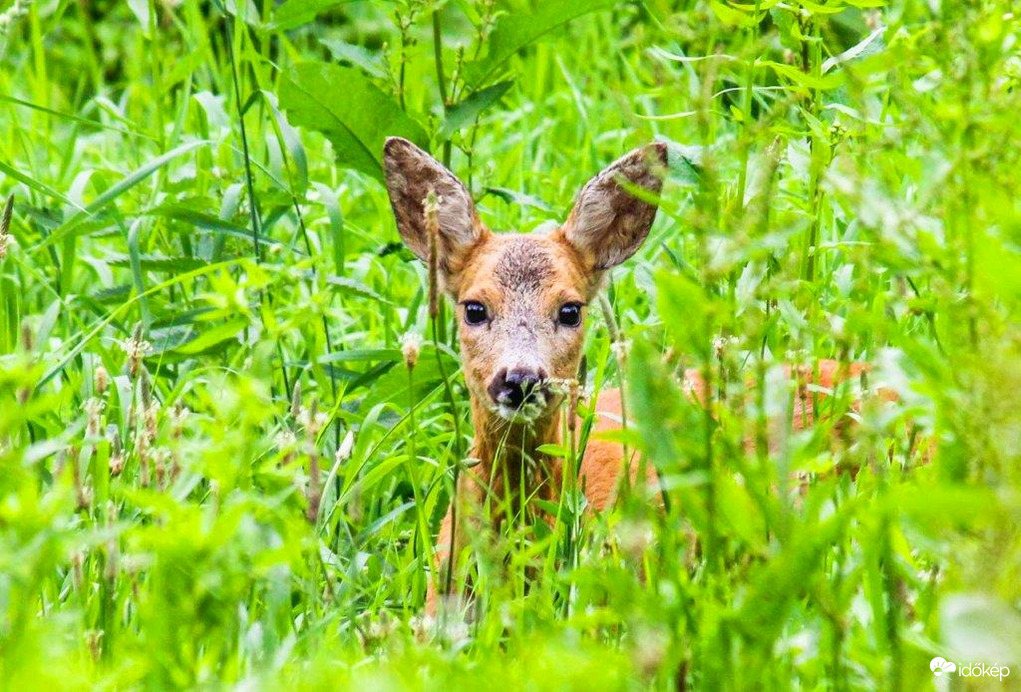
383, 137, 485, 272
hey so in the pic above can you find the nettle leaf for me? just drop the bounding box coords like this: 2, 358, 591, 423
278, 62, 428, 181
464, 0, 618, 86
439, 80, 514, 138
106, 253, 210, 273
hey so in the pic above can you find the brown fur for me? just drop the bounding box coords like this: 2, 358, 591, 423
382, 138, 886, 614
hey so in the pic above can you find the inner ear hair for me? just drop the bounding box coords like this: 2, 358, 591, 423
561, 142, 668, 271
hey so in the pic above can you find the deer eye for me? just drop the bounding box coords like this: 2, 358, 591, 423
557, 303, 583, 327
463, 301, 489, 325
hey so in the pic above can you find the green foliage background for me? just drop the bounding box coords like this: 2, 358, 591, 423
0, 0, 1019, 689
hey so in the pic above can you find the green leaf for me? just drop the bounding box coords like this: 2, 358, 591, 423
655, 270, 711, 357
758, 60, 844, 91
35, 139, 211, 251
319, 37, 386, 78
268, 0, 365, 31
708, 0, 760, 27
736, 503, 855, 643
278, 62, 427, 181
105, 253, 210, 273
463, 0, 618, 86
170, 317, 249, 356
0, 160, 86, 212
439, 80, 514, 138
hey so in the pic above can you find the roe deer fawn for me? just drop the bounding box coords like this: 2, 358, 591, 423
382, 137, 876, 613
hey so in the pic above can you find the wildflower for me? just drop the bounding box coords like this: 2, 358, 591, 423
616, 519, 655, 561
94, 365, 109, 396
71, 551, 84, 590
274, 430, 297, 449
611, 338, 630, 362
297, 402, 328, 438
410, 614, 435, 644
0, 0, 31, 34
84, 397, 105, 438
631, 626, 669, 678
167, 404, 190, 437
144, 401, 160, 440
336, 429, 355, 464
306, 451, 321, 524
401, 331, 422, 370
120, 334, 152, 379
424, 188, 442, 319
85, 630, 103, 662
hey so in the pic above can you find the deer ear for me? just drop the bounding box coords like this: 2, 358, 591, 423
383, 137, 485, 270
560, 142, 667, 270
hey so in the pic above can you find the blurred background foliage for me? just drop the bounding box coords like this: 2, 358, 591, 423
0, 0, 1019, 689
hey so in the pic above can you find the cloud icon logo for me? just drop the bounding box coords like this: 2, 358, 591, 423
931, 657, 957, 676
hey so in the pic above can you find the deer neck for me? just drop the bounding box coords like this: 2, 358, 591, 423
467, 397, 562, 512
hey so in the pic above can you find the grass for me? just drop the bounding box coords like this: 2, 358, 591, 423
1, 0, 1020, 689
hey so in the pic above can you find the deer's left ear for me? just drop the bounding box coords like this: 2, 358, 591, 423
559, 142, 667, 270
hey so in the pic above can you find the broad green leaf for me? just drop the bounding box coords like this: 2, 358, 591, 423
463, 0, 618, 86
319, 37, 387, 78
758, 60, 844, 90
709, 0, 760, 27
268, 0, 365, 31
170, 317, 250, 356
278, 62, 428, 181
439, 80, 514, 138
656, 270, 711, 357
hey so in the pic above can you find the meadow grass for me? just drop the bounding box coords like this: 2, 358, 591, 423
0, 0, 1019, 689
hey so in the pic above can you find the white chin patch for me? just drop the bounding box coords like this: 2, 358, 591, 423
493, 395, 548, 423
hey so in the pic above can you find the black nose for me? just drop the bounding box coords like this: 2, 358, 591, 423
488, 368, 547, 409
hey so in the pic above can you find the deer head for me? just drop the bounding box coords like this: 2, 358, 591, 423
383, 137, 667, 428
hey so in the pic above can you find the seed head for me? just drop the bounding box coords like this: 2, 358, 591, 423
120, 333, 152, 379
94, 365, 109, 396
297, 401, 328, 438
401, 331, 422, 370
84, 397, 105, 438
424, 189, 442, 319
336, 429, 355, 464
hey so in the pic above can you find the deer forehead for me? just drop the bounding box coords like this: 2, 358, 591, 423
458, 233, 589, 309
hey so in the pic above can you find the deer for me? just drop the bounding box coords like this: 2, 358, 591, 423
382, 136, 883, 614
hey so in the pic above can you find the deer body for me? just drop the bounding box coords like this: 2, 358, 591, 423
382, 137, 875, 613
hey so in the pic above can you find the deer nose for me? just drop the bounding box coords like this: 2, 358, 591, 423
488, 367, 548, 409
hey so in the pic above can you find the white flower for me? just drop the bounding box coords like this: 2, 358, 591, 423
297, 406, 328, 437
400, 331, 423, 370
335, 430, 355, 463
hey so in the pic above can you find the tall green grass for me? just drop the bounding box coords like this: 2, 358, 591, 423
0, 0, 1019, 689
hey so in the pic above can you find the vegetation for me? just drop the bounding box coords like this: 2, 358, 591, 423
1, 0, 1019, 688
